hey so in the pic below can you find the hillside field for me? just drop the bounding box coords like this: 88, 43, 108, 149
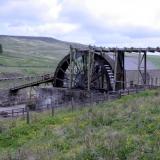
0, 35, 70, 75
0, 35, 160, 76
0, 89, 160, 159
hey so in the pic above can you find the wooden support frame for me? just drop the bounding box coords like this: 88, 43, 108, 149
100, 50, 105, 89
9, 45, 157, 93
69, 45, 74, 89
87, 50, 91, 91
113, 51, 118, 91
138, 51, 147, 85
119, 51, 125, 90
114, 50, 125, 91
87, 46, 95, 92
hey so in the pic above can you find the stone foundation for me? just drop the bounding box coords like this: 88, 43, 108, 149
36, 87, 89, 108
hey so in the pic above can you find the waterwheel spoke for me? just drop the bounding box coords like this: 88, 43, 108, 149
73, 59, 82, 75
55, 52, 112, 90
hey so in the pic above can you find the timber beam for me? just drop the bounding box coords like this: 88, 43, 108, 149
74, 46, 160, 53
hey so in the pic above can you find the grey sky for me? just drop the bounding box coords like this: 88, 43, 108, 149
1, 0, 160, 46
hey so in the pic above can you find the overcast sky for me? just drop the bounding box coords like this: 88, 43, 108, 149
1, 0, 160, 47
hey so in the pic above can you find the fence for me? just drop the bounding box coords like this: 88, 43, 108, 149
0, 108, 25, 118
0, 85, 157, 124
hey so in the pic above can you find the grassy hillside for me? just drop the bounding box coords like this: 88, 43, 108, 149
0, 35, 70, 57
0, 89, 160, 159
0, 35, 159, 76
0, 35, 71, 75
0, 35, 160, 77
148, 55, 160, 69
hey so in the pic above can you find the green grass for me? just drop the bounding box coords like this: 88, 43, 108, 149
1, 89, 160, 159
0, 36, 160, 76
147, 55, 160, 69
0, 51, 59, 75
0, 36, 70, 75
0, 36, 82, 89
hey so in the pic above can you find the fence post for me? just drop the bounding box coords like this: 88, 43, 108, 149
104, 92, 106, 101
12, 109, 14, 117
136, 85, 138, 93
155, 77, 158, 87
71, 97, 74, 112
26, 107, 30, 124
119, 90, 121, 98
90, 92, 93, 106
107, 91, 110, 101
51, 97, 54, 116
22, 108, 25, 118
51, 103, 54, 117
151, 77, 153, 88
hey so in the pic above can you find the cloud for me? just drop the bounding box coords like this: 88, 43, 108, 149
1, 22, 79, 38
0, 0, 61, 23
58, 0, 160, 45
1, 0, 160, 46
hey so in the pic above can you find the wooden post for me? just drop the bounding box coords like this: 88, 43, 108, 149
71, 97, 74, 112
69, 46, 74, 89
90, 92, 93, 106
151, 77, 153, 88
104, 92, 106, 101
113, 51, 118, 91
12, 109, 14, 117
87, 50, 91, 92
136, 85, 138, 93
107, 91, 109, 101
138, 51, 147, 86
26, 107, 30, 124
137, 52, 141, 85
22, 108, 25, 118
119, 91, 121, 98
156, 78, 158, 87
144, 52, 147, 85
149, 77, 151, 87
51, 105, 54, 116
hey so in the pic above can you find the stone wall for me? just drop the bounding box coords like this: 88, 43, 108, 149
36, 87, 89, 108
0, 89, 27, 107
